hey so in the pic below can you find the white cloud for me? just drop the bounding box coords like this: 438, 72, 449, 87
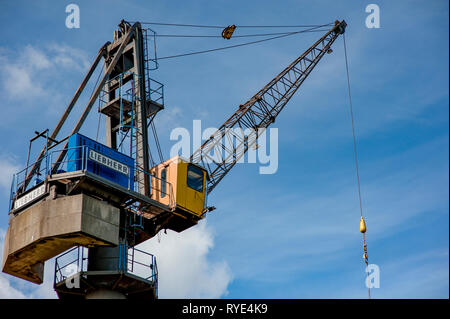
0, 156, 20, 194
47, 43, 90, 72
23, 45, 52, 70
0, 228, 27, 298
26, 258, 58, 299
137, 221, 233, 298
0, 228, 57, 299
0, 275, 27, 299
1, 45, 50, 99
2, 66, 42, 99
0, 43, 90, 101
0, 221, 232, 299
157, 106, 183, 132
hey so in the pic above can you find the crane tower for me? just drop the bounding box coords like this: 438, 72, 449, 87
2, 19, 346, 299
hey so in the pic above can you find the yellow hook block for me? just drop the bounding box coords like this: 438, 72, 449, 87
222, 25, 236, 39
360, 216, 367, 233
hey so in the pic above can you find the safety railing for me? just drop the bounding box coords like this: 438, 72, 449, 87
135, 166, 174, 209
10, 144, 174, 213
142, 28, 163, 106
9, 144, 84, 210
128, 205, 145, 232
54, 245, 158, 296
147, 78, 164, 106
9, 156, 49, 210
49, 144, 135, 190
48, 145, 89, 175
143, 28, 159, 71
9, 145, 94, 211
54, 246, 88, 286
99, 72, 136, 115
120, 244, 158, 292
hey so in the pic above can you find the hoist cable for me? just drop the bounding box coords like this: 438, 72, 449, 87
157, 24, 329, 60
152, 29, 329, 38
343, 33, 371, 300
91, 64, 104, 142
131, 21, 224, 28
96, 112, 102, 142
343, 34, 363, 219
238, 24, 333, 28
133, 21, 332, 29
150, 120, 164, 163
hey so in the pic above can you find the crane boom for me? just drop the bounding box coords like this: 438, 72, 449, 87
190, 20, 347, 194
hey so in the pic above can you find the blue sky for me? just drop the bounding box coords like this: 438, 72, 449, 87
0, 0, 448, 298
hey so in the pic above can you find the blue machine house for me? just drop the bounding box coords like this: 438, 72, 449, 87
67, 133, 135, 190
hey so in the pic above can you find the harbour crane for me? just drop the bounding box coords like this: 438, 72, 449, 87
2, 19, 347, 299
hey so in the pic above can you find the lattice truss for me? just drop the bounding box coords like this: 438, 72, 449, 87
190, 24, 344, 194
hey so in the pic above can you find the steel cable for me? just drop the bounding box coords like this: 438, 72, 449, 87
132, 21, 333, 28
152, 29, 328, 38
343, 33, 371, 300
157, 24, 330, 60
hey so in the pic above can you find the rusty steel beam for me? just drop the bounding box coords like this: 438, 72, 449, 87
51, 22, 141, 174
133, 23, 151, 196
22, 43, 109, 192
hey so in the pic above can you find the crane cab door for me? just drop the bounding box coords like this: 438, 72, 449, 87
178, 163, 206, 217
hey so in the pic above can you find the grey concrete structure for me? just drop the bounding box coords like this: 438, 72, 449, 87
2, 193, 120, 284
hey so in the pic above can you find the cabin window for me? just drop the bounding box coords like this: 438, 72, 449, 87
187, 164, 204, 193
161, 168, 167, 198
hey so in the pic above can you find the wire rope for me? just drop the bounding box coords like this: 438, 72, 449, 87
343, 33, 371, 300
152, 29, 328, 38
157, 24, 329, 60
91, 64, 104, 142
132, 21, 333, 29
